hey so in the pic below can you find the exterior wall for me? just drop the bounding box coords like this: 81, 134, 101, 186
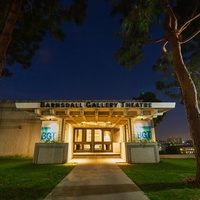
33, 143, 69, 164
0, 101, 41, 157
123, 118, 160, 163
113, 128, 120, 153
65, 123, 73, 160
151, 126, 156, 141
120, 125, 127, 161
131, 119, 155, 142
126, 142, 160, 163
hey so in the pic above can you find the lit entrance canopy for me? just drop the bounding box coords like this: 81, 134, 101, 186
15, 100, 176, 127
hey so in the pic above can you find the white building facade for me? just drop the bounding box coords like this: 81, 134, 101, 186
0, 100, 175, 163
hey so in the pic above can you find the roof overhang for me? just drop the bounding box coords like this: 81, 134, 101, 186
15, 100, 176, 127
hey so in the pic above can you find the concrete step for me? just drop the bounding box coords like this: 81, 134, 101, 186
73, 152, 121, 158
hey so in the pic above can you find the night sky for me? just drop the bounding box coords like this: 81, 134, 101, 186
0, 0, 190, 141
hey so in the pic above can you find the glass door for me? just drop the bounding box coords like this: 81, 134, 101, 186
93, 129, 112, 152
84, 129, 92, 151
74, 129, 92, 152
74, 129, 83, 151
74, 128, 113, 152
103, 130, 112, 151
94, 129, 103, 151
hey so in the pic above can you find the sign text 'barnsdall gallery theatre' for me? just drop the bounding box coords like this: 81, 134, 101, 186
0, 100, 175, 164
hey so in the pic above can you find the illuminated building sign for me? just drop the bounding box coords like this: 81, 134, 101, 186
135, 120, 152, 140
40, 101, 152, 108
136, 126, 152, 140
40, 121, 59, 142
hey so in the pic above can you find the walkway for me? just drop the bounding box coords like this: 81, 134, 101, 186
43, 156, 149, 200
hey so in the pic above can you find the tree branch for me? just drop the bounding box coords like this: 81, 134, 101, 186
193, 70, 200, 76
178, 13, 200, 34
162, 40, 168, 53
162, 0, 178, 31
143, 36, 166, 45
180, 27, 200, 44
0, 0, 23, 79
143, 36, 168, 56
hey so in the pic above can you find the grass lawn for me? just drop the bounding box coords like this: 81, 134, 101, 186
119, 158, 200, 200
0, 156, 75, 200
1, 157, 199, 200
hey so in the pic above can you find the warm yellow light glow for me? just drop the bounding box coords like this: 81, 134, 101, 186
81, 121, 113, 127
49, 123, 58, 132
104, 131, 111, 141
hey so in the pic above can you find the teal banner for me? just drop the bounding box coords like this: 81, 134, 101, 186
136, 126, 152, 140
40, 127, 56, 141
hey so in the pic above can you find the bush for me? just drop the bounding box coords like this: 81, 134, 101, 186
165, 146, 181, 154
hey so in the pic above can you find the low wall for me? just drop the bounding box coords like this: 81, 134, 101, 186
160, 154, 195, 159
126, 142, 160, 163
33, 143, 69, 164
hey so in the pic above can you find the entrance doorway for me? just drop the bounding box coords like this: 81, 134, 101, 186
74, 128, 113, 152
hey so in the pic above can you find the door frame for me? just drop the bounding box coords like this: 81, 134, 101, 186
73, 128, 113, 152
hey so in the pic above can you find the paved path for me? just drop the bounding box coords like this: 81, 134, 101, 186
43, 157, 149, 200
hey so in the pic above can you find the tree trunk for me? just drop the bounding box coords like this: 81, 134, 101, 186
166, 28, 200, 184
0, 0, 22, 79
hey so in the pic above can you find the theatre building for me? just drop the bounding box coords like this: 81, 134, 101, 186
0, 100, 175, 164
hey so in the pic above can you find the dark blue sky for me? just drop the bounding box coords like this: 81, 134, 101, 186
0, 0, 190, 141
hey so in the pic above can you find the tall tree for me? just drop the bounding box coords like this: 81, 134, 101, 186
111, 0, 200, 185
0, 0, 87, 79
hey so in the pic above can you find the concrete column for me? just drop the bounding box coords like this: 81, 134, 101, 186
151, 120, 156, 141
60, 118, 65, 142
127, 118, 132, 142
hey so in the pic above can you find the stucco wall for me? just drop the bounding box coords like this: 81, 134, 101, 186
120, 125, 127, 160
125, 142, 160, 163
65, 123, 73, 160
0, 101, 41, 157
33, 143, 69, 164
